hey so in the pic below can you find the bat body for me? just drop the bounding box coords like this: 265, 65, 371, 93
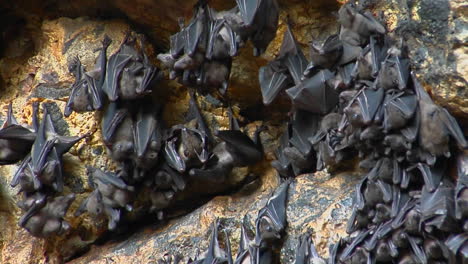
103, 35, 159, 101
64, 36, 111, 117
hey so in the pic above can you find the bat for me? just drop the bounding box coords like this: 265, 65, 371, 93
132, 101, 163, 170
377, 46, 410, 91
344, 86, 384, 127
412, 72, 467, 165
189, 122, 265, 182
420, 184, 457, 233
101, 102, 134, 162
258, 24, 307, 105
351, 35, 386, 80
0, 103, 37, 164
254, 180, 289, 247
308, 34, 343, 71
445, 233, 468, 263
20, 193, 75, 237
206, 18, 238, 60
278, 24, 308, 86
382, 92, 418, 132
338, 3, 386, 46
286, 69, 338, 114
294, 234, 326, 264
259, 60, 290, 105
102, 34, 159, 101
64, 36, 111, 117
237, 0, 279, 56
271, 124, 295, 177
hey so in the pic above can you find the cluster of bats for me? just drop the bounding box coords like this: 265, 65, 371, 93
0, 103, 84, 237
157, 0, 279, 95
158, 181, 294, 264
3, 0, 282, 237
258, 1, 467, 263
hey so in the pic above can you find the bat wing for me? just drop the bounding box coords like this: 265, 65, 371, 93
18, 194, 47, 227
10, 154, 31, 187
184, 13, 204, 56
259, 61, 290, 105
339, 229, 371, 261
136, 54, 158, 94
170, 31, 186, 58
227, 106, 240, 131
376, 179, 392, 203
103, 53, 131, 101
0, 125, 36, 141
286, 69, 337, 114
90, 167, 129, 190
134, 107, 157, 158
356, 87, 384, 124
236, 0, 261, 26
407, 235, 428, 264
3, 103, 18, 127
440, 108, 467, 149
216, 130, 262, 165
31, 111, 56, 175
188, 91, 213, 142
289, 109, 319, 155
446, 234, 468, 255
85, 73, 103, 110
401, 107, 420, 142
164, 138, 186, 172
255, 180, 289, 243
64, 79, 84, 117
101, 102, 128, 143
279, 25, 308, 85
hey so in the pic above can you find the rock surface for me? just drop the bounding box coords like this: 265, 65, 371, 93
0, 0, 466, 263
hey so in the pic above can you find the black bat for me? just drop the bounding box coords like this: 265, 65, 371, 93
420, 184, 457, 233
412, 72, 467, 165
254, 180, 289, 247
64, 36, 111, 117
271, 124, 295, 178
259, 24, 307, 105
236, 0, 279, 56
11, 106, 85, 192
286, 69, 338, 114
189, 123, 265, 183
101, 102, 134, 162
132, 101, 163, 170
445, 233, 468, 263
294, 234, 326, 264
0, 103, 37, 164
382, 91, 418, 133
308, 34, 343, 71
377, 46, 410, 91
351, 35, 386, 80
344, 85, 384, 127
338, 3, 386, 46
19, 193, 75, 237
76, 167, 134, 230
102, 34, 158, 101
191, 220, 232, 264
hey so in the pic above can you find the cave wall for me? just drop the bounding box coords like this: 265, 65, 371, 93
0, 0, 466, 263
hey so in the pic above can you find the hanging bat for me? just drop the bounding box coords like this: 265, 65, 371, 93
132, 101, 163, 170
308, 34, 343, 71
206, 18, 238, 60
101, 102, 135, 163
191, 220, 233, 264
64, 36, 111, 117
11, 106, 85, 192
19, 193, 75, 237
0, 103, 37, 164
102, 34, 159, 101
382, 92, 418, 132
259, 24, 307, 105
420, 184, 457, 233
351, 35, 386, 80
286, 69, 338, 114
236, 0, 279, 56
338, 3, 386, 46
294, 234, 326, 264
254, 180, 289, 247
189, 122, 265, 183
407, 160, 446, 193
412, 72, 467, 165
377, 52, 410, 91
271, 124, 295, 178
344, 86, 384, 127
